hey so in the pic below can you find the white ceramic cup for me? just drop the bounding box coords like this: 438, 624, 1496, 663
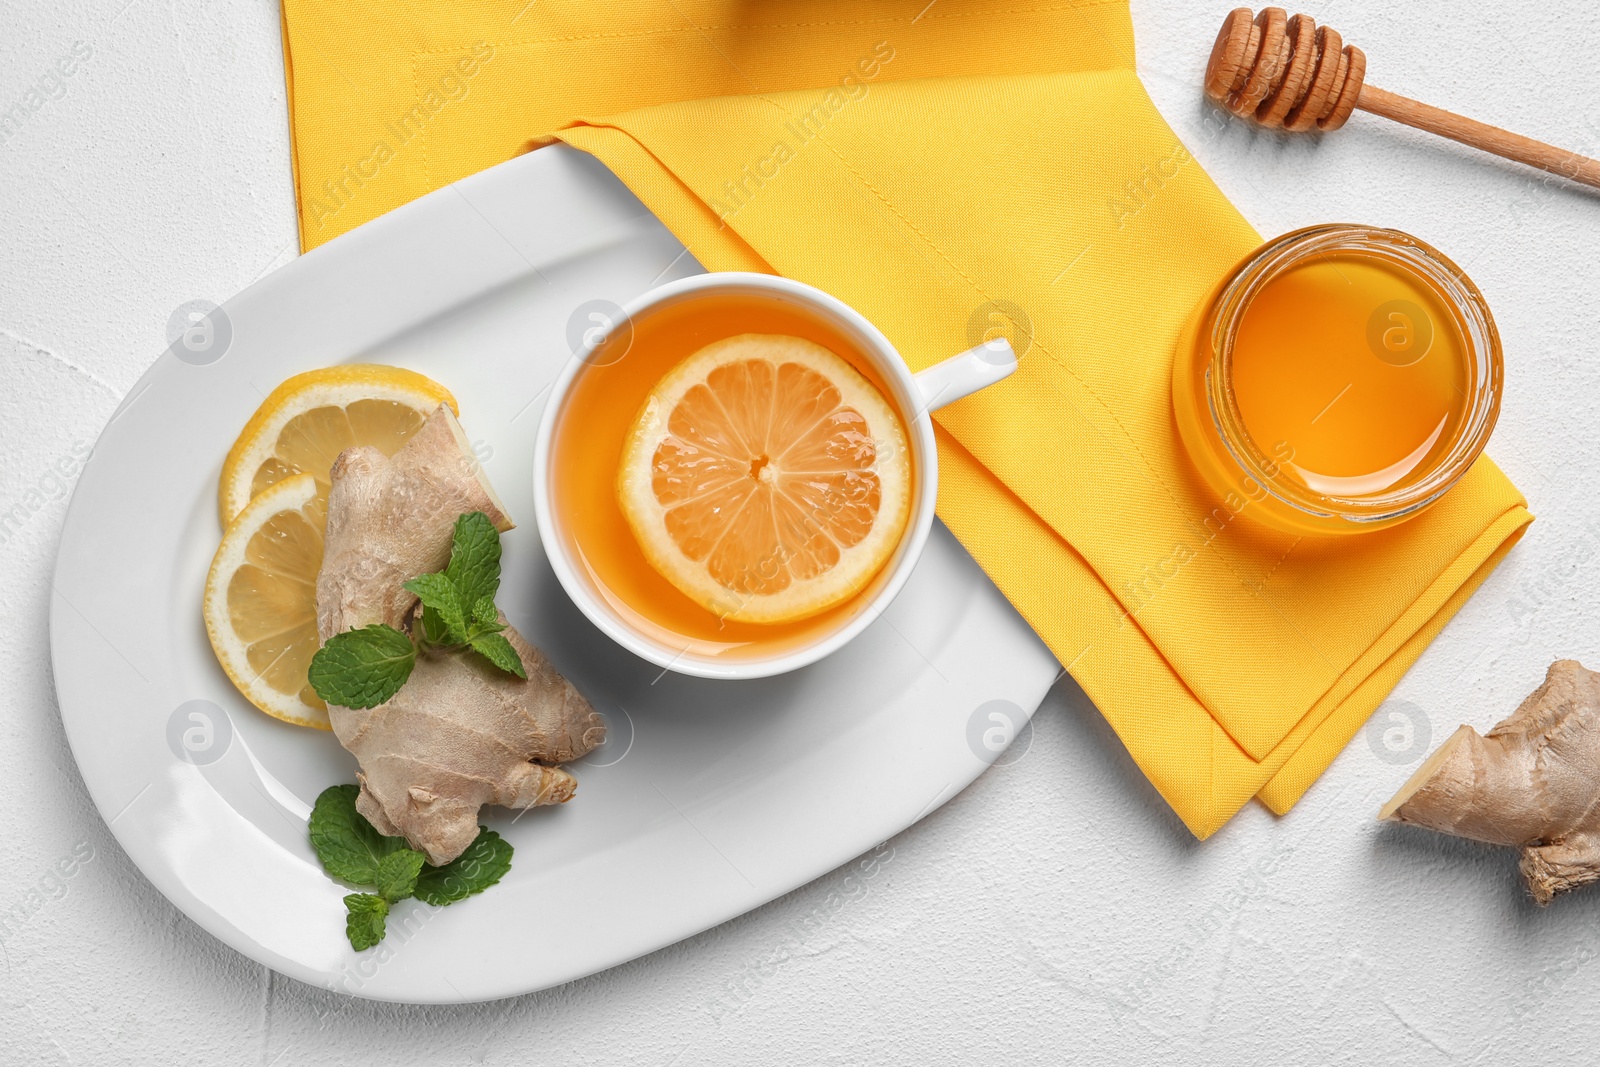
533, 272, 1017, 679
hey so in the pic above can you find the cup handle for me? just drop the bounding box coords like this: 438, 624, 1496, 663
911, 338, 1018, 414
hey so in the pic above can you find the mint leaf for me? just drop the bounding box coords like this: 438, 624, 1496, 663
418, 603, 450, 647
469, 596, 502, 634
404, 572, 467, 644
413, 828, 514, 906
445, 512, 501, 611
344, 893, 389, 951
402, 514, 507, 654
374, 848, 425, 903
308, 625, 416, 709
469, 632, 526, 679
309, 785, 409, 884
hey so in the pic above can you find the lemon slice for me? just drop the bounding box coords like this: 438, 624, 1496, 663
617, 334, 911, 624
217, 364, 456, 525
203, 473, 330, 729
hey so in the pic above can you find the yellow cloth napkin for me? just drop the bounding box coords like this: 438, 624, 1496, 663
278, 0, 1532, 837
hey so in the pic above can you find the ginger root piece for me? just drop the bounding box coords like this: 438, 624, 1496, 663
316, 406, 511, 640
315, 405, 604, 865
1380, 660, 1600, 904
337, 618, 601, 865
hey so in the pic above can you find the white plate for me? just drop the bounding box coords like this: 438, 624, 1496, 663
49, 145, 1059, 1004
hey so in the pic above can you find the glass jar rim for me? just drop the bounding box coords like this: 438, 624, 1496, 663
1205, 224, 1503, 524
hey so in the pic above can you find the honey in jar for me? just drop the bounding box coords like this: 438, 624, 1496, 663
1172, 225, 1502, 535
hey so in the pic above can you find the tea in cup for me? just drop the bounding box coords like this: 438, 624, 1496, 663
534, 273, 1016, 678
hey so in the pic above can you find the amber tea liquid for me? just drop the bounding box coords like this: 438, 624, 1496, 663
548, 291, 914, 660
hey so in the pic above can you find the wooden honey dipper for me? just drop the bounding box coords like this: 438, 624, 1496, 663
1206, 7, 1600, 190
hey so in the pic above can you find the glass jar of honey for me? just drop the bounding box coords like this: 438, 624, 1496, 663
1172, 224, 1503, 536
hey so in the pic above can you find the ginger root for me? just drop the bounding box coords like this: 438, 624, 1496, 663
316, 406, 511, 640
315, 405, 604, 865
1380, 660, 1600, 904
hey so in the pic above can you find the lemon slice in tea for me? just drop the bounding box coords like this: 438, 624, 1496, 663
617, 334, 911, 624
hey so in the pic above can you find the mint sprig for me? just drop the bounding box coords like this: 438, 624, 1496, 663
308, 512, 524, 709
310, 784, 514, 951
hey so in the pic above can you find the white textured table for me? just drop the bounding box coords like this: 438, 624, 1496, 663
3, 1, 1597, 1062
